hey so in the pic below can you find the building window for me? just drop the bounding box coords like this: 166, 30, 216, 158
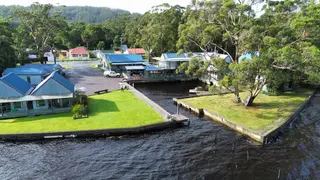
72, 54, 78, 57
1, 103, 11, 113
62, 99, 71, 108
27, 76, 31, 83
13, 102, 22, 109
36, 100, 46, 107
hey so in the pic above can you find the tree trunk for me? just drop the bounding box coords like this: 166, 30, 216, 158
234, 88, 241, 103
244, 95, 256, 107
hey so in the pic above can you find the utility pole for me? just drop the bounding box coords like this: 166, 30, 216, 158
120, 34, 123, 50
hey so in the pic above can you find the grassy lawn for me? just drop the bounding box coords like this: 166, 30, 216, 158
180, 90, 312, 132
0, 91, 165, 134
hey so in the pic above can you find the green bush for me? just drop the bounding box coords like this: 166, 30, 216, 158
72, 92, 89, 119
73, 92, 88, 106
89, 51, 96, 58
72, 104, 88, 119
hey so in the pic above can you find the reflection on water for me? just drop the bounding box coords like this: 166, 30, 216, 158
0, 81, 319, 180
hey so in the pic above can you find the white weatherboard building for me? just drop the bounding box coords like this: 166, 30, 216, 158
153, 52, 232, 85
0, 71, 74, 120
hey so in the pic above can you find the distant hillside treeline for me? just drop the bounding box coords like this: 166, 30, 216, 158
0, 5, 135, 23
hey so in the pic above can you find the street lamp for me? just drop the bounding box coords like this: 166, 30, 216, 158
53, 48, 57, 64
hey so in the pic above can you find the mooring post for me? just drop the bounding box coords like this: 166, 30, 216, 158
278, 169, 281, 179
177, 104, 180, 115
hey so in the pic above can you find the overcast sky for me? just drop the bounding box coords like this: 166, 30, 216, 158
0, 0, 191, 13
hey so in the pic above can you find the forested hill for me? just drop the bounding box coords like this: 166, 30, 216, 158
0, 5, 132, 23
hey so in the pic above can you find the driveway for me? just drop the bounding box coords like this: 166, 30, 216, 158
63, 62, 122, 95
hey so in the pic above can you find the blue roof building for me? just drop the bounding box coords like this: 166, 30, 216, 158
0, 71, 75, 119
0, 73, 33, 98
31, 72, 74, 96
3, 67, 50, 76
163, 53, 186, 59
2, 64, 65, 85
22, 64, 63, 72
105, 54, 144, 64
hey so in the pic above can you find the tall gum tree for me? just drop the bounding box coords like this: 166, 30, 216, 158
177, 0, 257, 103
13, 3, 67, 63
178, 0, 320, 106
0, 19, 17, 74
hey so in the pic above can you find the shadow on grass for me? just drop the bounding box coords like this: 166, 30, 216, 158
88, 98, 119, 117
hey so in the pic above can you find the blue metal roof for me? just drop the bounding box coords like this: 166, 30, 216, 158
31, 72, 74, 94
22, 64, 63, 71
238, 51, 260, 63
164, 53, 186, 59
105, 54, 144, 64
2, 67, 51, 76
0, 73, 33, 95
145, 65, 160, 71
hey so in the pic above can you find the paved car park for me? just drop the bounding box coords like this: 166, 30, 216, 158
62, 62, 122, 95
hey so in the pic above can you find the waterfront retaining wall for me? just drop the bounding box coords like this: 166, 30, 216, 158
173, 91, 316, 144
0, 121, 182, 141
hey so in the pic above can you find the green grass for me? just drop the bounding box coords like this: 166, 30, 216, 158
181, 90, 312, 132
62, 65, 72, 69
0, 91, 164, 134
90, 64, 104, 72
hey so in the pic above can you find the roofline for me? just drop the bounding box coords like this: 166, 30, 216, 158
0, 75, 28, 96
31, 73, 74, 95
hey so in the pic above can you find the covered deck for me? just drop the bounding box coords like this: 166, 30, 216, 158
0, 95, 73, 120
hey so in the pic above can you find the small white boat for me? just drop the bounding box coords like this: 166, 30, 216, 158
189, 86, 205, 94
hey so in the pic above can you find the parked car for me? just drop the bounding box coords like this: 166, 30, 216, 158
103, 70, 121, 77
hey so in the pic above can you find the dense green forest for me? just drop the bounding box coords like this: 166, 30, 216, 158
0, 5, 132, 23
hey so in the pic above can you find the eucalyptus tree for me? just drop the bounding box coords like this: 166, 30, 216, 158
0, 19, 17, 74
13, 3, 67, 63
177, 0, 257, 103
124, 4, 184, 57
177, 0, 320, 106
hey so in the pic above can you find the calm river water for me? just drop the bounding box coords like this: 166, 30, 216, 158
0, 82, 319, 180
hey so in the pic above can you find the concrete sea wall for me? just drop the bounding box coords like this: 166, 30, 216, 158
173, 91, 316, 144
0, 122, 183, 141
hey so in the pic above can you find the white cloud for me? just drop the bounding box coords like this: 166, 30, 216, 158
0, 0, 191, 13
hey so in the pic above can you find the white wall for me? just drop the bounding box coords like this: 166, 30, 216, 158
69, 54, 90, 60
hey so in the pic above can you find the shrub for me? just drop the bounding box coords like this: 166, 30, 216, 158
73, 92, 88, 106
89, 51, 96, 58
72, 91, 89, 119
72, 104, 88, 119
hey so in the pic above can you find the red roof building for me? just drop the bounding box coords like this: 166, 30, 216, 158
69, 47, 89, 55
125, 48, 145, 55
68, 47, 90, 60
